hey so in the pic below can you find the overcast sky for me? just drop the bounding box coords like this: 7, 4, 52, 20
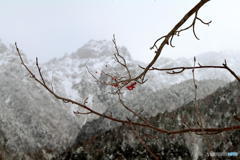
0, 0, 240, 63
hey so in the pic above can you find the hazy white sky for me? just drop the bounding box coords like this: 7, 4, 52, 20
0, 0, 240, 63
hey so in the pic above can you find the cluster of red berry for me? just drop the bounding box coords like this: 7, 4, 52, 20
111, 77, 137, 91
95, 72, 137, 91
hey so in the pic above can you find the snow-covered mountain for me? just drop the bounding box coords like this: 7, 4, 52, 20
42, 40, 137, 124
0, 39, 239, 159
42, 40, 240, 123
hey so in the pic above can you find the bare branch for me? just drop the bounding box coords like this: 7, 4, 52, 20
102, 0, 211, 88
113, 35, 131, 79
150, 35, 167, 50
222, 61, 240, 82
137, 0, 211, 82
118, 94, 152, 125
192, 57, 204, 129
146, 62, 240, 83
15, 0, 240, 136
35, 57, 46, 85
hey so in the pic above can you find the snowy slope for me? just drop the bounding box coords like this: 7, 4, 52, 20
0, 41, 80, 159
42, 40, 240, 125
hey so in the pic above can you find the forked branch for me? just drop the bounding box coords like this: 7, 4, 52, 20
15, 43, 240, 135
87, 0, 211, 91
15, 0, 240, 136
142, 60, 240, 83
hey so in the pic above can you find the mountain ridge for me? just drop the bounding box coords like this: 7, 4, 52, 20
0, 39, 239, 159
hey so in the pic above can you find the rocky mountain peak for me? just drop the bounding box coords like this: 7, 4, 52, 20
71, 39, 131, 60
